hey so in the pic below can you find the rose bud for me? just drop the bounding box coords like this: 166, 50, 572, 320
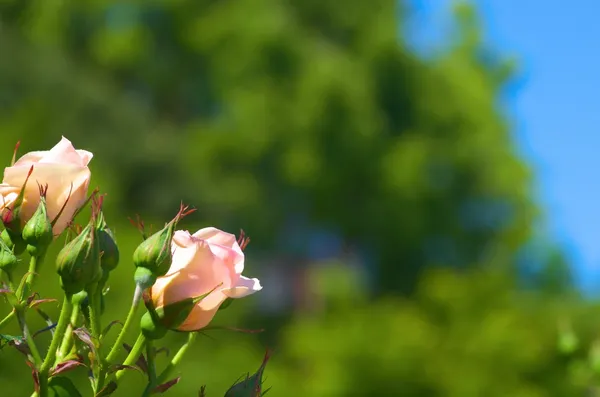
56, 222, 102, 295
150, 228, 262, 331
133, 204, 195, 288
0, 136, 92, 236
224, 349, 272, 397
93, 200, 119, 275
0, 236, 18, 274
22, 185, 53, 257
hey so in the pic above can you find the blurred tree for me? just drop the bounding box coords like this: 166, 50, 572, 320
268, 266, 597, 397
0, 1, 595, 397
0, 0, 538, 295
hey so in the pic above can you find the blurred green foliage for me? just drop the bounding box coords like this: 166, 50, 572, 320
0, 0, 595, 395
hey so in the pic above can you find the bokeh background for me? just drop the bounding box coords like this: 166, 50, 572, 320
1, 0, 599, 396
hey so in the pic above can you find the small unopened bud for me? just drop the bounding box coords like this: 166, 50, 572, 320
98, 221, 119, 273
0, 238, 18, 274
225, 350, 272, 397
22, 185, 53, 257
1, 229, 25, 256
133, 225, 174, 285
56, 223, 102, 295
133, 204, 195, 288
92, 194, 119, 274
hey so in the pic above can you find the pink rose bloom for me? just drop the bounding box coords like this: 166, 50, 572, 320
151, 227, 262, 331
0, 136, 93, 235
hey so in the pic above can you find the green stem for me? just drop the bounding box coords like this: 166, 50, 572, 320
19, 255, 43, 301
16, 307, 43, 366
38, 295, 73, 397
156, 332, 197, 385
55, 303, 80, 364
141, 340, 157, 396
106, 284, 142, 363
88, 285, 106, 393
5, 270, 15, 293
115, 333, 146, 381
0, 310, 15, 331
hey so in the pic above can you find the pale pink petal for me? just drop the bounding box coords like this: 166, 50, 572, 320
162, 238, 200, 277
3, 164, 86, 192
159, 242, 230, 307
0, 185, 19, 210
206, 243, 245, 275
75, 150, 94, 166
48, 176, 90, 235
177, 305, 221, 331
13, 151, 47, 166
151, 272, 179, 308
193, 227, 237, 249
3, 164, 90, 234
38, 137, 86, 166
173, 230, 195, 247
222, 276, 262, 299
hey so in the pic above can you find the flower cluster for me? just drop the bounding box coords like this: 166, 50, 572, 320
0, 137, 267, 396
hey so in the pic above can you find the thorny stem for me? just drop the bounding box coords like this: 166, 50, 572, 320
105, 284, 142, 363
38, 295, 73, 397
55, 303, 80, 364
16, 308, 42, 366
156, 332, 197, 385
0, 310, 15, 331
115, 333, 146, 382
141, 340, 157, 396
88, 285, 106, 393
20, 255, 42, 302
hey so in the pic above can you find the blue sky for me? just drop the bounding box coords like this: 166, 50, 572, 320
408, 1, 600, 293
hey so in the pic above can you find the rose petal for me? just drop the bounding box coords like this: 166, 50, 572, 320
156, 242, 229, 310
173, 230, 195, 247
75, 150, 94, 166
13, 151, 47, 166
3, 164, 90, 234
38, 137, 87, 166
162, 237, 200, 277
177, 306, 220, 331
193, 227, 237, 248
222, 276, 262, 299
0, 186, 19, 210
206, 243, 245, 275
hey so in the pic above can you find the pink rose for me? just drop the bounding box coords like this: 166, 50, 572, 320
151, 227, 262, 331
0, 137, 93, 235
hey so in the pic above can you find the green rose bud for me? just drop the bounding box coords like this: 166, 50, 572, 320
0, 237, 18, 274
224, 350, 272, 397
133, 222, 175, 284
0, 229, 25, 256
22, 188, 53, 257
56, 222, 102, 295
98, 225, 119, 274
132, 204, 195, 288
